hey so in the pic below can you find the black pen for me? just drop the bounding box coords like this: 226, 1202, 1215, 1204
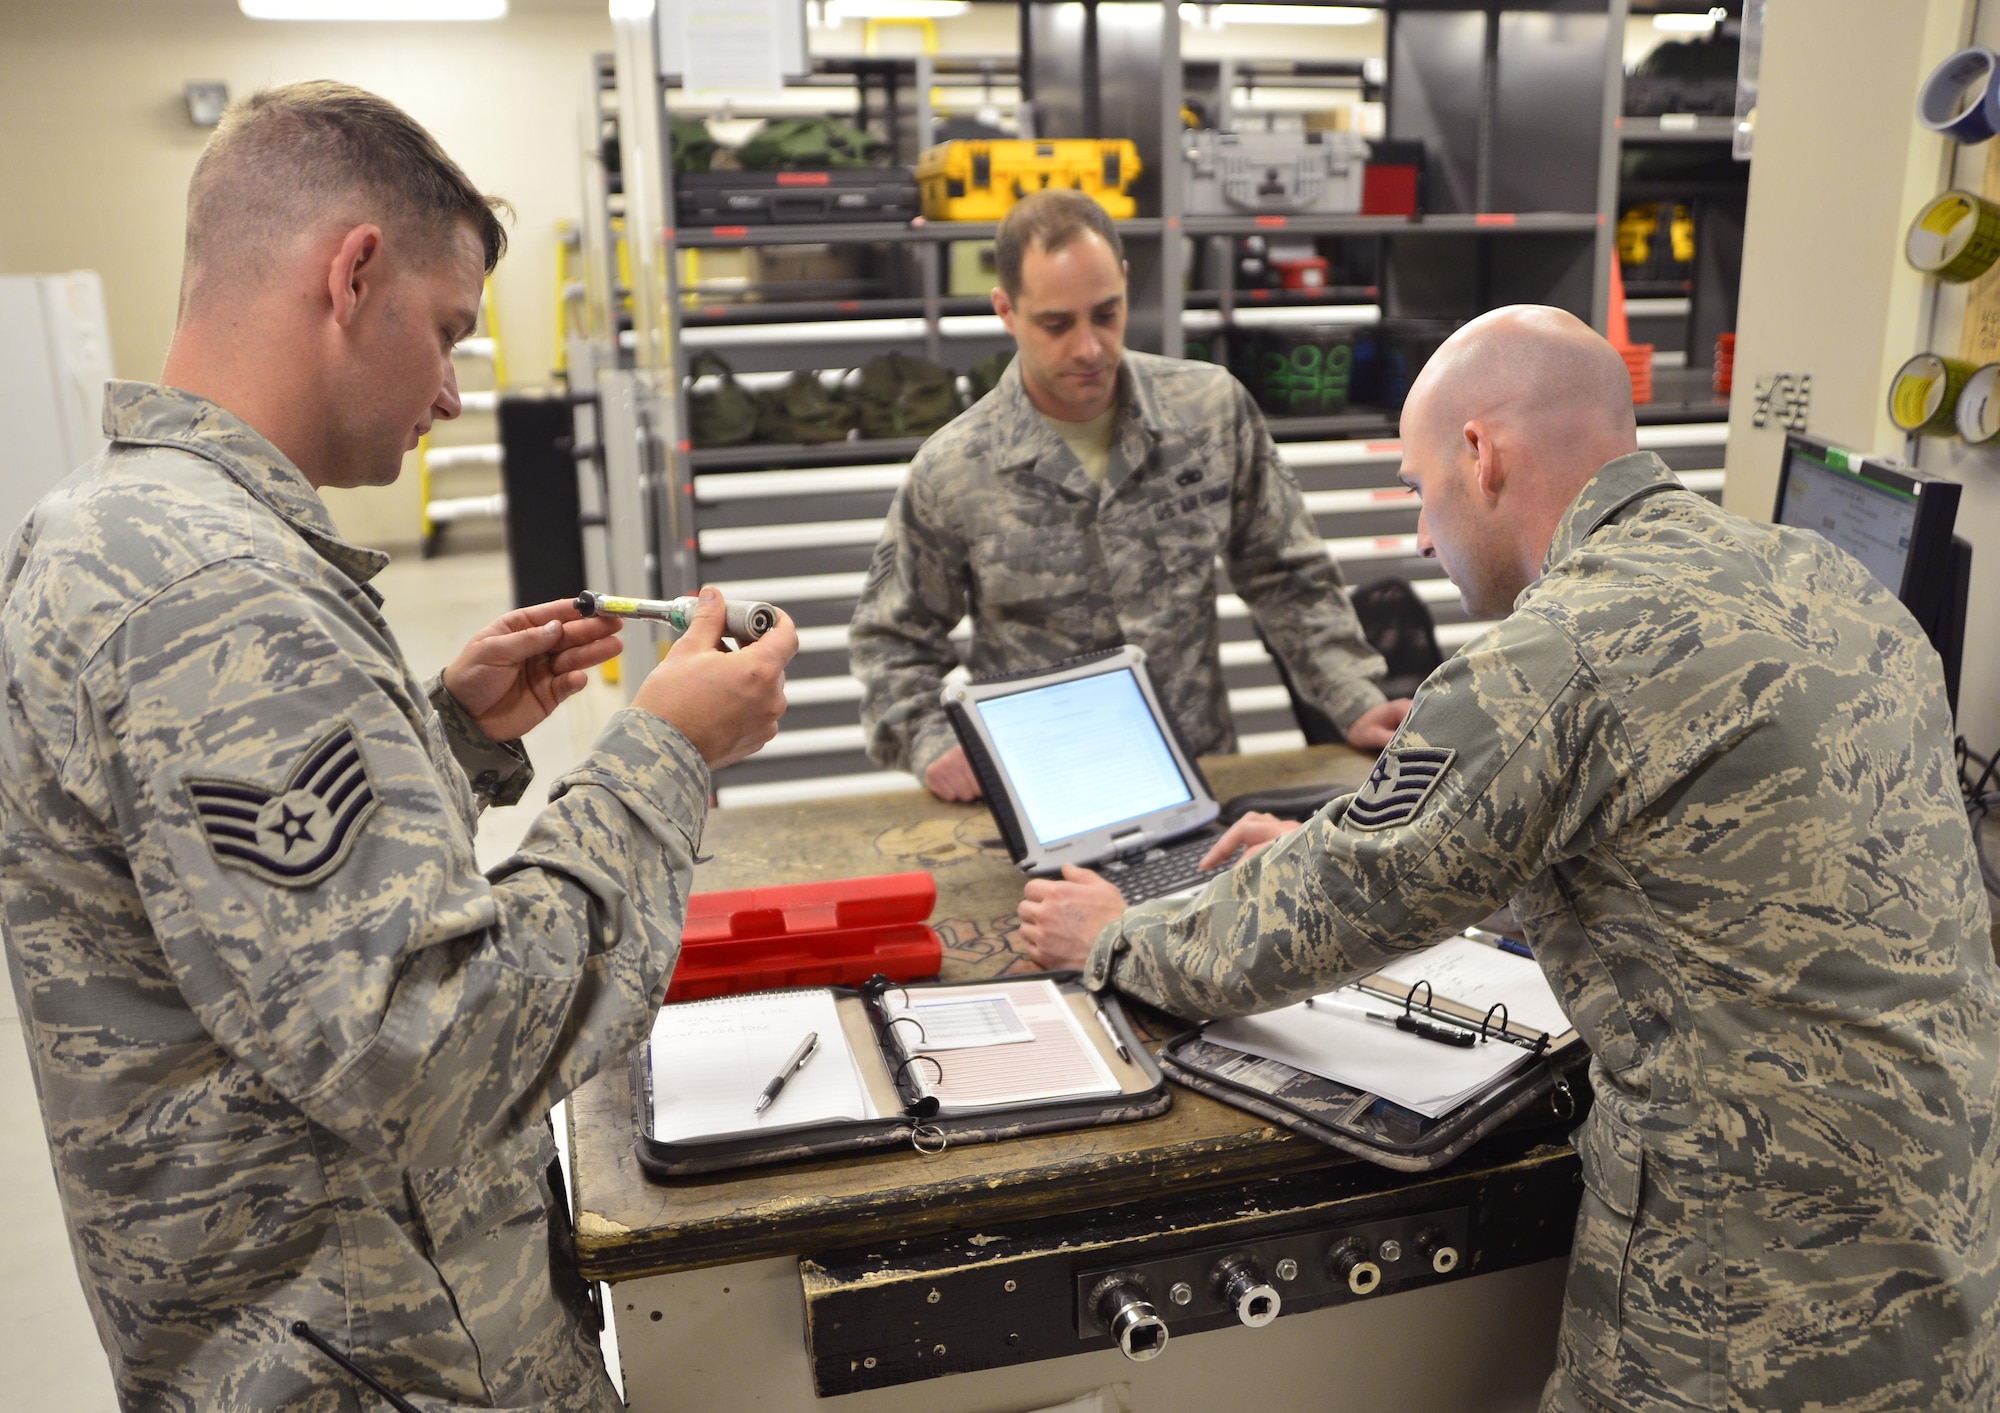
1307, 996, 1478, 1047
753, 1031, 819, 1114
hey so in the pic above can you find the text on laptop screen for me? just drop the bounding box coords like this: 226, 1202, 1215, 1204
975, 669, 1194, 844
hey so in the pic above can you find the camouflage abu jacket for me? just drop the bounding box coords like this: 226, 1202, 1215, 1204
0, 384, 708, 1411
1089, 453, 2000, 1412
849, 351, 1388, 775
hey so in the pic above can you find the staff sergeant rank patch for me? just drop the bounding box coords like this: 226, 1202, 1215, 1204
186, 724, 378, 887
1344, 746, 1455, 831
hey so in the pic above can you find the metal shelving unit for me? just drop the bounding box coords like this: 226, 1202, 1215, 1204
565, 0, 1731, 807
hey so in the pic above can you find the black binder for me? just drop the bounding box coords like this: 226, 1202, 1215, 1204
1158, 942, 1587, 1173
636, 971, 1169, 1178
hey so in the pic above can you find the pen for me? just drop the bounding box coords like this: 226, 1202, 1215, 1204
1306, 996, 1478, 1047
753, 1031, 819, 1114
1092, 1004, 1133, 1064
1465, 927, 1533, 960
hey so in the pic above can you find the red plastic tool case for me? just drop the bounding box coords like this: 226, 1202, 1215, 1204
665, 871, 943, 1002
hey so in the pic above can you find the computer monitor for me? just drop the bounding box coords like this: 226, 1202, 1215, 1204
1772, 432, 1969, 718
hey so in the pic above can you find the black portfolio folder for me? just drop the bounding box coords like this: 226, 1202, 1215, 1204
636, 971, 1169, 1178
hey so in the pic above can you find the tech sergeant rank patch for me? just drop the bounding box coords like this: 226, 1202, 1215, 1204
185, 723, 379, 887
1344, 746, 1456, 831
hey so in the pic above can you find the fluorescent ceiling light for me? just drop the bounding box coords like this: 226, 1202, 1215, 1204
1652, 12, 1719, 33
825, 0, 970, 19
1180, 4, 1375, 24
240, 0, 506, 18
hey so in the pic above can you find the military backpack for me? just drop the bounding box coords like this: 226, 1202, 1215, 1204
685, 352, 759, 448
852, 353, 963, 439
755, 370, 857, 445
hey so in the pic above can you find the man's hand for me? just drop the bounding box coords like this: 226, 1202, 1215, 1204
923, 745, 983, 802
1345, 697, 1413, 750
632, 587, 798, 768
1197, 811, 1302, 869
1016, 864, 1128, 971
442, 598, 624, 743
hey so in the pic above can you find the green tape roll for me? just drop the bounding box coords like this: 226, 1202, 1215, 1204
1906, 190, 2000, 282
1888, 352, 1977, 435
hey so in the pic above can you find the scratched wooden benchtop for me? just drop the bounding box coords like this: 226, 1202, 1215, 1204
569, 745, 1380, 1280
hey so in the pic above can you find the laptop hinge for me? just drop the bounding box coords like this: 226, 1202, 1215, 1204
1108, 828, 1150, 859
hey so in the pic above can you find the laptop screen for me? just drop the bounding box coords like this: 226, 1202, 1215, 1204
974, 668, 1195, 845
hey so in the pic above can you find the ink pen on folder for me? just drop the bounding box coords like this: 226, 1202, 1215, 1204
1092, 1004, 1133, 1064
753, 1031, 819, 1114
1305, 996, 1478, 1048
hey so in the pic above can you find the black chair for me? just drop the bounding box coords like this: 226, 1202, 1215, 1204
1258, 577, 1445, 746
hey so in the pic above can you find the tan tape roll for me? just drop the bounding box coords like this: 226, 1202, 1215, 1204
1888, 353, 1977, 434
1905, 190, 2000, 282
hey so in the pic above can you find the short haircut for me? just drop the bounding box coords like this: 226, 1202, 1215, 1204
181, 81, 508, 312
994, 188, 1124, 298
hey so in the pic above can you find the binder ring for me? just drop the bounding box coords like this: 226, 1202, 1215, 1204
911, 1123, 948, 1155
1405, 980, 1433, 1019
885, 1014, 926, 1048
1550, 1076, 1576, 1121
897, 1052, 944, 1088
1479, 1002, 1510, 1042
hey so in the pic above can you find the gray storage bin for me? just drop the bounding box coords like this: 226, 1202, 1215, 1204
1183, 130, 1368, 216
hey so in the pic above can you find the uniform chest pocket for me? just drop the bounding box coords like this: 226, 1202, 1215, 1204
970, 525, 1094, 606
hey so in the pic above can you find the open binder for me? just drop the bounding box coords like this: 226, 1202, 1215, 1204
1158, 932, 1587, 1173
636, 971, 1169, 1178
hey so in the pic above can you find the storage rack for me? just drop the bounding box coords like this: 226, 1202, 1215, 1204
574, 1, 1731, 807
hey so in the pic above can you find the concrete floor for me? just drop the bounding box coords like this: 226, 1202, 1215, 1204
0, 548, 629, 1409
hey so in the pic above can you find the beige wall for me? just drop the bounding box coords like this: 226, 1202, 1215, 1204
0, 0, 612, 549
1724, 0, 2000, 751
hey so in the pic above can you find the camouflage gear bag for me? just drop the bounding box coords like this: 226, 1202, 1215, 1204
670, 114, 719, 174
853, 352, 963, 439
685, 352, 759, 447
966, 349, 1015, 404
755, 370, 856, 445
737, 117, 886, 170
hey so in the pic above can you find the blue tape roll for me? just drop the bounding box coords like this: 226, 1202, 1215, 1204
1918, 46, 2000, 143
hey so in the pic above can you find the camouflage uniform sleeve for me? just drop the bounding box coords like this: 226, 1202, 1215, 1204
85, 561, 709, 1170
849, 470, 969, 775
1085, 610, 1636, 1019
425, 670, 534, 810
1221, 380, 1389, 732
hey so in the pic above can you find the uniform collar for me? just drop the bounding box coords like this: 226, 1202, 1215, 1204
1541, 450, 1685, 574
989, 353, 1165, 496
102, 381, 393, 586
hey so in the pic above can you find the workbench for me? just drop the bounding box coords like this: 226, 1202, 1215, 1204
568, 746, 1583, 1412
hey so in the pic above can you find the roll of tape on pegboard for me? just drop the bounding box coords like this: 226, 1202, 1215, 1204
1889, 353, 1977, 435
1905, 190, 2000, 282
1918, 46, 2000, 143
1956, 362, 2000, 442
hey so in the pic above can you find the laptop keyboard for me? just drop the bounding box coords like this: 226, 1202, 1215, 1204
1098, 834, 1228, 905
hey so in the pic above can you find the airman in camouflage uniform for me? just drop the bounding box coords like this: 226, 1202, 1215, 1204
1, 83, 793, 1412
851, 189, 1399, 801
1025, 308, 2000, 1411
850, 349, 1390, 775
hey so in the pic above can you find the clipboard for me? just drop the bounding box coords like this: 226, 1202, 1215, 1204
1157, 934, 1588, 1173
635, 971, 1170, 1178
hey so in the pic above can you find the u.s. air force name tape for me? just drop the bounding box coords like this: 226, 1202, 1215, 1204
1905, 190, 2000, 282
1956, 363, 2000, 443
1919, 46, 2000, 143
1888, 353, 1977, 436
